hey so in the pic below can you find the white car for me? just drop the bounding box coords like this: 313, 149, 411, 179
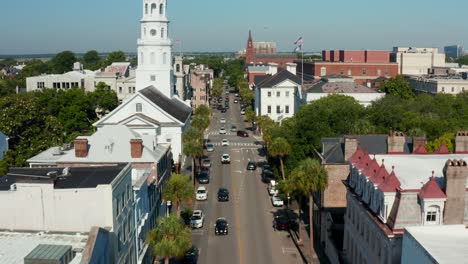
219, 127, 227, 134
221, 154, 230, 164
220, 118, 226, 124
240, 109, 246, 115
222, 139, 229, 146
271, 195, 284, 207
268, 180, 278, 196
206, 143, 214, 152
190, 210, 205, 228
196, 186, 208, 201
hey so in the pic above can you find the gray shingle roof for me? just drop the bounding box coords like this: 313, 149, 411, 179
140, 86, 191, 123
256, 70, 301, 88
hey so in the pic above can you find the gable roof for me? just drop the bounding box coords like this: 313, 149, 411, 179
419, 176, 447, 199
256, 70, 301, 88
139, 86, 192, 123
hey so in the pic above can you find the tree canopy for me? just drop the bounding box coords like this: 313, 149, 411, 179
379, 75, 414, 99
163, 174, 194, 215
82, 50, 102, 71
104, 51, 127, 66
49, 51, 76, 74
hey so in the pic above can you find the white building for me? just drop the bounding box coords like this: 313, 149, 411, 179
392, 47, 445, 75
174, 55, 188, 100
0, 164, 136, 264
26, 68, 96, 91
408, 75, 468, 95
401, 225, 468, 264
304, 75, 385, 107
136, 0, 174, 98
254, 64, 302, 122
0, 131, 8, 160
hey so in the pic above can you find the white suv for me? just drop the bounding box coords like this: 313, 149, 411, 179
221, 154, 230, 164
222, 139, 229, 146
220, 118, 226, 124
190, 210, 205, 228
196, 186, 208, 201
219, 127, 227, 134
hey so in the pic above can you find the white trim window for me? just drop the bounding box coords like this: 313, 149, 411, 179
425, 206, 439, 225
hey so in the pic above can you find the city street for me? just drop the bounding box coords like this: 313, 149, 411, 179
190, 92, 304, 264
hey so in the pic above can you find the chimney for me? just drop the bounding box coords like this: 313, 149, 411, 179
267, 63, 278, 75
443, 159, 468, 225
286, 63, 297, 75
455, 131, 468, 154
412, 137, 426, 152
130, 139, 143, 158
74, 138, 88, 158
344, 136, 358, 162
387, 131, 406, 154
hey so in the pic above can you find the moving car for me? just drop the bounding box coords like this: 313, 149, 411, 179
197, 171, 210, 184
214, 218, 229, 235
206, 143, 214, 152
183, 246, 199, 264
219, 127, 227, 134
201, 159, 212, 169
240, 108, 246, 115
230, 125, 237, 132
271, 195, 284, 207
217, 187, 229, 202
268, 180, 278, 196
221, 154, 230, 164
196, 186, 207, 201
190, 210, 205, 228
222, 139, 229, 146
234, 99, 238, 103
237, 130, 248, 137
274, 216, 290, 230
220, 118, 226, 124
220, 108, 227, 113
247, 161, 257, 171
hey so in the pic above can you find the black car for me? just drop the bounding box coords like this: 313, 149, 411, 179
183, 246, 199, 264
217, 188, 229, 201
274, 216, 290, 230
262, 163, 272, 172
247, 161, 257, 170
220, 108, 227, 113
197, 171, 210, 184
225, 104, 230, 109
214, 218, 229, 235
237, 130, 248, 137
261, 169, 275, 183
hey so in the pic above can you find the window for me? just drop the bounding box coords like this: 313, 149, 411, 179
267, 91, 272, 97
151, 3, 156, 14
276, 91, 280, 97
451, 87, 455, 92
267, 105, 271, 114
128, 87, 132, 93
320, 67, 327, 76
136, 103, 142, 112
150, 52, 155, 64
176, 64, 181, 72
159, 4, 164, 15
145, 4, 148, 14
133, 87, 136, 93
348, 69, 352, 76
285, 105, 289, 114
286, 91, 290, 97
119, 87, 122, 93
150, 29, 156, 36
377, 69, 381, 76
362, 68, 367, 75
150, 75, 156, 81
441, 87, 445, 92
163, 52, 167, 64
426, 207, 438, 223
37, 82, 45, 89
340, 69, 344, 75
161, 28, 165, 39
384, 69, 389, 75
276, 105, 281, 113
140, 52, 144, 65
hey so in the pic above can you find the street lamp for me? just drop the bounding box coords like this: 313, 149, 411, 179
166, 200, 172, 217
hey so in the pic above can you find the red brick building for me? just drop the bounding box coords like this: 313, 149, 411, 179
245, 30, 295, 68
297, 50, 398, 85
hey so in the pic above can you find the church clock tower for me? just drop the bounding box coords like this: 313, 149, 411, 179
136, 0, 174, 98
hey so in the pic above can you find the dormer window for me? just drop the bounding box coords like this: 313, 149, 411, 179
136, 103, 143, 112
424, 205, 440, 225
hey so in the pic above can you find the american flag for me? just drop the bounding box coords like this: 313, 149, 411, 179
294, 36, 304, 45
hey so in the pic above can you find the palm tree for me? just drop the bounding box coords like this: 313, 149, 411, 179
286, 158, 328, 263
147, 214, 192, 264
183, 127, 204, 185
268, 137, 291, 181
163, 173, 194, 216
191, 115, 210, 133
194, 104, 211, 117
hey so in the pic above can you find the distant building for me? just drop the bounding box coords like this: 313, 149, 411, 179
245, 30, 295, 68
189, 65, 213, 110
444, 45, 464, 59
401, 225, 468, 264
391, 47, 446, 75
246, 63, 279, 86
296, 50, 398, 85
174, 56, 189, 100
0, 132, 8, 160
0, 164, 136, 263
303, 75, 385, 107
407, 74, 468, 95
95, 62, 136, 102
254, 64, 302, 122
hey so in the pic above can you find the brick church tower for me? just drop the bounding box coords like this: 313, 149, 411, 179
245, 30, 255, 64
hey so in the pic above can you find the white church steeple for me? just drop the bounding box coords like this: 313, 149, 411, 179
136, 0, 174, 98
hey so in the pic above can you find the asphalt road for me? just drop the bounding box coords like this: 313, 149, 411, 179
191, 93, 303, 264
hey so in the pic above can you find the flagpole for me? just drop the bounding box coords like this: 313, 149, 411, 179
301, 43, 304, 88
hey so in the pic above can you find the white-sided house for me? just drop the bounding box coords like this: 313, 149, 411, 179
93, 86, 191, 165
0, 132, 8, 160
254, 69, 302, 122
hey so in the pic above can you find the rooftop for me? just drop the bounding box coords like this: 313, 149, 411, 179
404, 225, 468, 264
139, 86, 192, 123
305, 80, 378, 94
0, 231, 88, 264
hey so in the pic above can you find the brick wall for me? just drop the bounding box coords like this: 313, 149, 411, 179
323, 164, 350, 208
314, 62, 398, 80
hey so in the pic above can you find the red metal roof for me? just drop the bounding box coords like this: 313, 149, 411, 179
350, 145, 364, 163
413, 143, 428, 154
418, 174, 447, 199
370, 160, 389, 184
362, 156, 380, 177
434, 142, 450, 154
378, 168, 401, 192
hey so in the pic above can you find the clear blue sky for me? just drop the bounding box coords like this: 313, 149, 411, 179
1, 0, 467, 55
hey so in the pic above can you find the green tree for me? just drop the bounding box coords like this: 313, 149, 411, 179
0, 58, 17, 67
380, 75, 414, 99
104, 51, 127, 66
456, 55, 468, 66
285, 158, 328, 263
162, 174, 194, 216
91, 82, 119, 115
212, 78, 224, 98
245, 108, 256, 124
82, 50, 102, 71
20, 59, 49, 78
147, 214, 192, 264
191, 115, 210, 133
194, 104, 211, 118
426, 133, 455, 153
257, 115, 275, 135
268, 137, 291, 181
182, 127, 204, 185
49, 51, 76, 74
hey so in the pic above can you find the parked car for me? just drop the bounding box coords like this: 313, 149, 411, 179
222, 139, 229, 146
202, 159, 212, 168
271, 195, 284, 207
197, 171, 210, 184
220, 108, 227, 113
234, 99, 238, 103
196, 186, 207, 201
261, 169, 275, 183
206, 143, 214, 152
268, 180, 278, 196
220, 118, 226, 124
221, 154, 230, 164
240, 108, 246, 115
190, 210, 205, 228
247, 161, 257, 170
237, 130, 248, 137
217, 187, 229, 202
214, 218, 229, 235
230, 125, 237, 132
183, 246, 199, 264
274, 216, 290, 230
219, 127, 227, 134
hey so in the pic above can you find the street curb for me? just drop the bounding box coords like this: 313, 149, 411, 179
288, 229, 308, 264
